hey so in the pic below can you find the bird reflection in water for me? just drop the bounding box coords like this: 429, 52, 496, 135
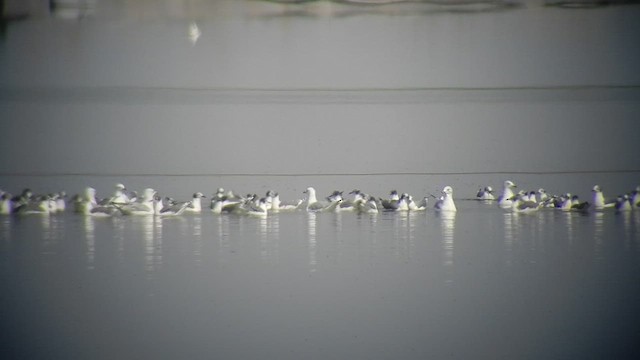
261, 214, 279, 264
134, 216, 162, 277
393, 211, 416, 262
307, 212, 317, 272
592, 211, 604, 263
216, 215, 231, 265
0, 216, 11, 242
83, 216, 96, 270
258, 216, 270, 263
192, 216, 203, 268
438, 211, 456, 284
503, 212, 518, 268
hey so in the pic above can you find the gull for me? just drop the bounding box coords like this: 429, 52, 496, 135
408, 195, 427, 211
105, 183, 131, 206
434, 186, 457, 212
537, 188, 549, 203
184, 192, 206, 213
265, 190, 278, 210
476, 186, 495, 201
116, 188, 156, 215
303, 187, 341, 212
498, 180, 517, 209
357, 196, 379, 214
47, 194, 59, 213
1, 193, 13, 215
304, 187, 324, 212
76, 188, 121, 217
55, 191, 67, 212
11, 188, 33, 209
15, 195, 51, 215
592, 185, 616, 210
379, 190, 401, 210
237, 198, 270, 217
615, 195, 632, 212
339, 190, 364, 211
557, 194, 590, 212
153, 196, 190, 216
522, 191, 537, 203
511, 194, 541, 213
210, 188, 243, 214
632, 186, 640, 207
571, 195, 591, 212
188, 22, 201, 45
270, 193, 304, 212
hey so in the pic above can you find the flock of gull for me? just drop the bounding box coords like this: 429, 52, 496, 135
1, 181, 639, 217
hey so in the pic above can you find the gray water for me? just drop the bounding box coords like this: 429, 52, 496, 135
2, 1, 640, 358
1, 200, 640, 359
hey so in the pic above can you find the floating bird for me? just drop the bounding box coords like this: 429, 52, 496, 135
615, 195, 632, 212
630, 186, 640, 208
105, 183, 131, 206
116, 188, 156, 215
408, 196, 428, 211
270, 193, 304, 212
339, 190, 364, 212
0, 193, 13, 215
592, 185, 616, 210
476, 186, 495, 201
379, 190, 401, 210
153, 196, 190, 216
188, 21, 201, 45
357, 196, 379, 214
184, 192, 206, 213
210, 188, 242, 214
510, 194, 541, 213
498, 180, 517, 208
537, 188, 549, 203
434, 186, 457, 212
237, 197, 270, 217
15, 195, 51, 215
304, 187, 327, 212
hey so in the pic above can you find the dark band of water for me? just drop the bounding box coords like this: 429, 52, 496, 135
2, 85, 640, 105
2, 169, 640, 177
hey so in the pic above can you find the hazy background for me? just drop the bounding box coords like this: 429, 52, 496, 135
1, 0, 639, 199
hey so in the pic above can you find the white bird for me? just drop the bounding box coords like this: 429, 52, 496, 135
1, 193, 13, 215
15, 196, 51, 215
55, 191, 66, 212
188, 21, 201, 45
303, 187, 342, 213
358, 196, 379, 214
592, 185, 616, 210
379, 190, 401, 210
476, 186, 495, 201
338, 190, 364, 212
631, 186, 640, 208
498, 180, 517, 209
270, 193, 303, 212
153, 196, 190, 216
184, 192, 206, 213
537, 188, 549, 203
233, 197, 270, 217
434, 186, 457, 212
408, 195, 427, 211
303, 187, 326, 212
511, 194, 541, 213
615, 195, 632, 212
210, 188, 242, 214
107, 183, 131, 206
116, 188, 156, 215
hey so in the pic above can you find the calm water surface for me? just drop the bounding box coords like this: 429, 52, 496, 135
1, 200, 639, 359
2, 2, 640, 359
